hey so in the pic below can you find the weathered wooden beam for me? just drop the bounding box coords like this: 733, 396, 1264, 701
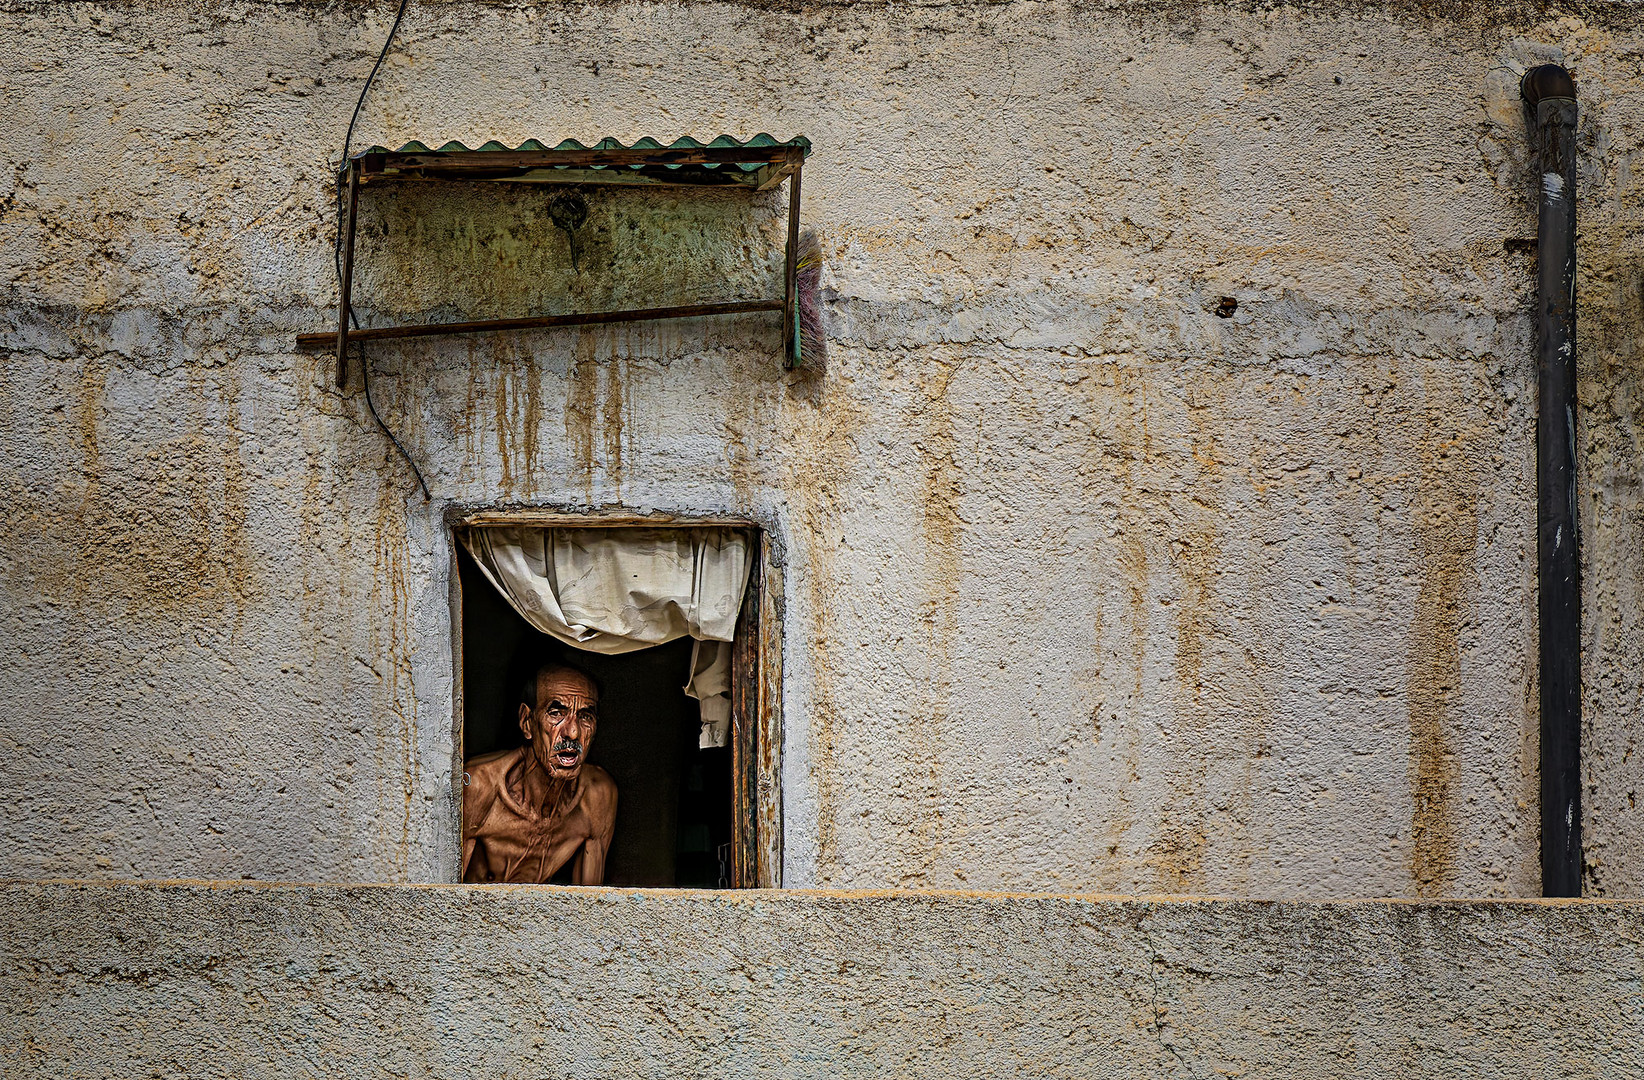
731, 553, 762, 890
754, 147, 807, 194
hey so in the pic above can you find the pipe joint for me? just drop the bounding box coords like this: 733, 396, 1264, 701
1521, 64, 1576, 106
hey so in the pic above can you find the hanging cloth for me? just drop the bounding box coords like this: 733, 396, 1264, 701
461, 525, 752, 747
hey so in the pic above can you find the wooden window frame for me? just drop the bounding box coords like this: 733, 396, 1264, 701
447, 508, 782, 888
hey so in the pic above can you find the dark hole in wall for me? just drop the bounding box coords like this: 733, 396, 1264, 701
457, 544, 733, 887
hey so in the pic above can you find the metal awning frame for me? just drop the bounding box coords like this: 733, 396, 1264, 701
298, 141, 808, 383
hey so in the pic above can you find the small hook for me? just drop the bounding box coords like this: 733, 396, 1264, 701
549, 191, 590, 272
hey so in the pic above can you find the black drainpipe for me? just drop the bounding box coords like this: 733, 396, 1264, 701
1521, 64, 1581, 898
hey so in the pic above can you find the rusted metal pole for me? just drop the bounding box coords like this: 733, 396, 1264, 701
298, 299, 784, 349
1522, 63, 1581, 898
335, 161, 361, 388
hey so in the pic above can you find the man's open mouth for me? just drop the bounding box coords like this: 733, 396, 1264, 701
554, 750, 580, 767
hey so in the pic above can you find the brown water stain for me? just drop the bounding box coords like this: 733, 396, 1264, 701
1079, 362, 1153, 888
1162, 376, 1238, 892
1140, 826, 1209, 892
488, 339, 546, 497
1172, 372, 1232, 691
493, 353, 515, 495
910, 357, 965, 882
297, 442, 337, 663
296, 347, 350, 666
1405, 393, 1480, 897
212, 368, 252, 629
1172, 525, 1221, 705
602, 355, 626, 492
519, 348, 542, 489
12, 359, 254, 620
564, 336, 600, 500
454, 341, 483, 489
76, 357, 104, 496
789, 363, 866, 883
723, 408, 757, 508
369, 468, 417, 879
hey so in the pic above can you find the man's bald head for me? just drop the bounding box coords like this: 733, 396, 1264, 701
521, 662, 599, 711
518, 662, 600, 780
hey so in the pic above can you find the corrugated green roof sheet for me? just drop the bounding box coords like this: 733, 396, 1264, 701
358, 133, 810, 173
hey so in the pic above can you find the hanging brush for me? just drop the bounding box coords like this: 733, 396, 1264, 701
789, 228, 828, 372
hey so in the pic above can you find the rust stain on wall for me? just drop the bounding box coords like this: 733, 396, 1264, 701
1141, 826, 1209, 892
369, 472, 417, 878
1069, 363, 1156, 889
519, 350, 542, 488
1405, 392, 1480, 897
211, 368, 251, 626
602, 355, 626, 492
454, 342, 483, 489
564, 337, 600, 499
9, 359, 254, 620
787, 368, 866, 883
76, 356, 104, 496
493, 352, 515, 494
485, 339, 546, 497
1157, 375, 1246, 893
1172, 526, 1221, 706
910, 358, 964, 883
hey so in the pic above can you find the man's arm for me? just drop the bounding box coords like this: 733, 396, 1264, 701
571, 773, 618, 886
570, 839, 604, 886
460, 768, 500, 883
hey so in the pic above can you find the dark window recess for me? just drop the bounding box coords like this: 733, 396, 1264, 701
457, 545, 736, 887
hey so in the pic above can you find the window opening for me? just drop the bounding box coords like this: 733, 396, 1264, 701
454, 523, 763, 888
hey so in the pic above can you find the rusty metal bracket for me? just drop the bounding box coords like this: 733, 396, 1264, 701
334, 159, 360, 387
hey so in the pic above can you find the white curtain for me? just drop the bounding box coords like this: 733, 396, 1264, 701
461, 525, 752, 748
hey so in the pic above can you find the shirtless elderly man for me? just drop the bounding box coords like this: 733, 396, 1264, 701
462, 662, 617, 884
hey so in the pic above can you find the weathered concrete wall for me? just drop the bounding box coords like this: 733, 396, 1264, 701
2, 882, 1642, 1078
1, 0, 1642, 896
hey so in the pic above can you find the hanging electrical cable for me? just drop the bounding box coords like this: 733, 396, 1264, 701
335, 0, 409, 292
332, 0, 430, 502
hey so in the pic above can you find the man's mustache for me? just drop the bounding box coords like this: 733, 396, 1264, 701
550, 738, 583, 756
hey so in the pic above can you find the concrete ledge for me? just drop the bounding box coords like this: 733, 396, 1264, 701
2, 883, 1641, 1078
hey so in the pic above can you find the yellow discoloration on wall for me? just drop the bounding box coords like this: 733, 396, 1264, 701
1405, 378, 1482, 897
371, 473, 418, 878
910, 359, 963, 884
602, 356, 626, 493
7, 361, 255, 620
564, 337, 601, 500
492, 351, 517, 494
76, 357, 104, 496
784, 365, 866, 884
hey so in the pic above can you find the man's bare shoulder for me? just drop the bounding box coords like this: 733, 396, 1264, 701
464, 747, 523, 792
581, 765, 617, 809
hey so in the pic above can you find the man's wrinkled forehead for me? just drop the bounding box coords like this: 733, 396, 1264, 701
537, 668, 598, 708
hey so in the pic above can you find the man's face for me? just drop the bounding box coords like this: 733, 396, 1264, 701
519, 668, 599, 780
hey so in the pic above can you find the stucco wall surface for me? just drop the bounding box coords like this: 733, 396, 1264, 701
1, 0, 1642, 897
2, 882, 1642, 1078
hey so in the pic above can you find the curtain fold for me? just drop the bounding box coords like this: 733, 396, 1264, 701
461, 525, 752, 748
